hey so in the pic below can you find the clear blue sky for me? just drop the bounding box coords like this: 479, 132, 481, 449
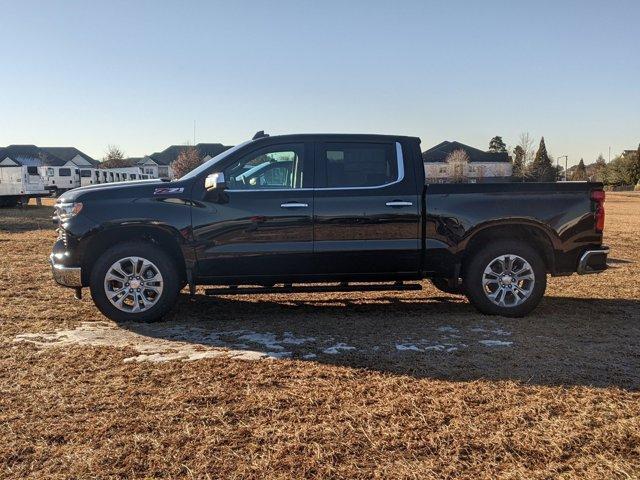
1, 0, 638, 166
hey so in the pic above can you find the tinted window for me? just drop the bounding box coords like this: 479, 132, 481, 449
224, 144, 305, 190
59, 168, 71, 177
80, 170, 92, 177
27, 166, 38, 175
322, 143, 397, 188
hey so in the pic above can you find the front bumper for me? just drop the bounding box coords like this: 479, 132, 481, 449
577, 246, 609, 275
50, 253, 82, 287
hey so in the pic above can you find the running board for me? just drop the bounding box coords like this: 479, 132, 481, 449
204, 282, 422, 296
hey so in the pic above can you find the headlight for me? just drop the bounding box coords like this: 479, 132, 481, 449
56, 202, 83, 221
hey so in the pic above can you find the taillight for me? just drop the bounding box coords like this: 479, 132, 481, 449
591, 189, 605, 233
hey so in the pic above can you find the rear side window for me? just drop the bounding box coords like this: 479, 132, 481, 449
27, 166, 38, 175
80, 170, 91, 177
59, 168, 71, 177
321, 143, 397, 188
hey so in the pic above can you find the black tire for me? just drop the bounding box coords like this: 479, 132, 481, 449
0, 196, 19, 208
430, 277, 464, 295
90, 241, 180, 322
463, 240, 547, 317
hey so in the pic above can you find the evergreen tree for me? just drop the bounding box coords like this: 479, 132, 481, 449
488, 136, 507, 153
571, 159, 587, 181
527, 137, 555, 181
512, 145, 525, 178
631, 144, 640, 185
593, 154, 607, 183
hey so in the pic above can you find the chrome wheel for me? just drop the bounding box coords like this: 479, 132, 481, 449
482, 254, 535, 308
103, 256, 164, 312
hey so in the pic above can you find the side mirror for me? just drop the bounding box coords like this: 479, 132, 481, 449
205, 172, 226, 191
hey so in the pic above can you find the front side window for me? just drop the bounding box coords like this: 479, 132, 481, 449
46, 167, 54, 176
224, 144, 305, 190
322, 143, 397, 188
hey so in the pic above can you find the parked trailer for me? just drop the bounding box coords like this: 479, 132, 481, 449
39, 166, 81, 195
79, 168, 99, 187
0, 166, 49, 207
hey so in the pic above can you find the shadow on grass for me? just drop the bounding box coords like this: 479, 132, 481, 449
0, 206, 55, 233
117, 292, 640, 390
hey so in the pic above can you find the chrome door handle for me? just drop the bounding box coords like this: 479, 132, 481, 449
280, 202, 309, 208
385, 201, 413, 207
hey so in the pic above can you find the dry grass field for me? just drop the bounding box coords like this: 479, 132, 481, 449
1, 193, 639, 479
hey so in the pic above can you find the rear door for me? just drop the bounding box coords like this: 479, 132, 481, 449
312, 140, 421, 276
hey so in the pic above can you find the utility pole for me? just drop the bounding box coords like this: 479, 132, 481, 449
193, 120, 196, 145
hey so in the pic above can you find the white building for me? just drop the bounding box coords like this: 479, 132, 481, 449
423, 141, 513, 183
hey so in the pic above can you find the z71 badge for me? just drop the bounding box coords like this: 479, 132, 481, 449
154, 187, 184, 195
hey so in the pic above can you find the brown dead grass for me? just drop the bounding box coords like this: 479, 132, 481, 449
1, 194, 639, 479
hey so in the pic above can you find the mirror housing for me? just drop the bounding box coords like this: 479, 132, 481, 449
205, 172, 226, 191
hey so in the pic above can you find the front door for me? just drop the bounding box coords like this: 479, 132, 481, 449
312, 140, 421, 276
192, 142, 315, 280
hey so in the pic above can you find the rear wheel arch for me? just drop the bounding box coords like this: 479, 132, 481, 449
461, 222, 557, 274
81, 225, 187, 285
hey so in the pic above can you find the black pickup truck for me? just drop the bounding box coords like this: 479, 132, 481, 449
50, 132, 608, 321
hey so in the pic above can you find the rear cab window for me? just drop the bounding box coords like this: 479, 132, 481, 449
315, 142, 398, 188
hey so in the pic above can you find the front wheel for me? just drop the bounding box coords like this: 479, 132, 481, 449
90, 242, 180, 322
463, 240, 547, 317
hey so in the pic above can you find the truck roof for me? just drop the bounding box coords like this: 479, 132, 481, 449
248, 133, 421, 144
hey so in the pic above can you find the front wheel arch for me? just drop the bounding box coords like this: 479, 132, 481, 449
80, 225, 187, 286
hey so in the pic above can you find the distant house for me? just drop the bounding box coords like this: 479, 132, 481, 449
40, 147, 99, 167
423, 141, 512, 183
0, 145, 98, 168
145, 143, 232, 179
0, 145, 50, 167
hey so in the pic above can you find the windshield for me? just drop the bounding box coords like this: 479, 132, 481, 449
178, 140, 252, 181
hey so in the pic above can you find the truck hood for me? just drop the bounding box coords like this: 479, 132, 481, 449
58, 179, 167, 203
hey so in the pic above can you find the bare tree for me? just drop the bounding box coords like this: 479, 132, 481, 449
517, 132, 535, 170
445, 149, 470, 183
172, 146, 202, 178
101, 145, 127, 168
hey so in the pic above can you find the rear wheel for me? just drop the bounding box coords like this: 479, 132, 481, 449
463, 240, 546, 317
90, 242, 180, 322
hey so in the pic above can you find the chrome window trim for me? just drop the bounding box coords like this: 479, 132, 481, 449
225, 142, 405, 193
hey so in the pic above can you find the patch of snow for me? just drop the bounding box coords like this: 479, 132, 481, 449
491, 328, 512, 336
13, 322, 302, 364
469, 326, 487, 333
396, 343, 422, 352
281, 331, 316, 345
236, 332, 286, 351
322, 343, 356, 355
302, 353, 318, 359
479, 339, 513, 347
423, 345, 447, 351
236, 331, 315, 351
437, 326, 459, 333
264, 351, 292, 359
